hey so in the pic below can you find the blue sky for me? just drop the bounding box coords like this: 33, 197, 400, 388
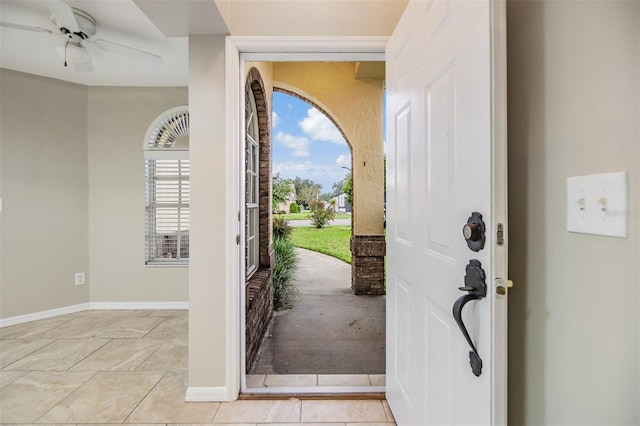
271, 92, 351, 194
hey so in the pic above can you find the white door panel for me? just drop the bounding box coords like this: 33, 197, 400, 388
386, 0, 507, 425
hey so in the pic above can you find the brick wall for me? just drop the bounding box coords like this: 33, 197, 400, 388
351, 235, 386, 295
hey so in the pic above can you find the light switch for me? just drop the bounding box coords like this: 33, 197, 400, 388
567, 171, 628, 238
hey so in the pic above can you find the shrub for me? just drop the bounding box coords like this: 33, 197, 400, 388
273, 215, 292, 239
308, 199, 336, 228
289, 202, 300, 213
272, 236, 299, 310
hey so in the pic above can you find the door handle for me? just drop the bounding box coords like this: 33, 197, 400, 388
452, 259, 487, 377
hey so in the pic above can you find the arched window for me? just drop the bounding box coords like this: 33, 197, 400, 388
143, 106, 189, 265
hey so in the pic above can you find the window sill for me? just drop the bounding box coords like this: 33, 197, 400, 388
145, 263, 189, 268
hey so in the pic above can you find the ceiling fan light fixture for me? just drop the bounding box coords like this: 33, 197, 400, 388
54, 43, 92, 65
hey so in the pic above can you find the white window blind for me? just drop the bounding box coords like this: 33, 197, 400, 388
144, 106, 189, 266
145, 159, 190, 264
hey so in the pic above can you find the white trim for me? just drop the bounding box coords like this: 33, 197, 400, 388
225, 36, 242, 402
0, 301, 189, 328
185, 386, 229, 402
144, 150, 189, 160
226, 36, 387, 398
0, 303, 89, 328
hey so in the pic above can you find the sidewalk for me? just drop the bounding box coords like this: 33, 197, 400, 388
251, 248, 385, 375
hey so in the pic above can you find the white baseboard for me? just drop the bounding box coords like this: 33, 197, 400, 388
185, 386, 231, 402
0, 303, 90, 328
0, 301, 189, 328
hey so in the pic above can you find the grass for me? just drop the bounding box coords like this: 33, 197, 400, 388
289, 225, 352, 264
280, 211, 351, 220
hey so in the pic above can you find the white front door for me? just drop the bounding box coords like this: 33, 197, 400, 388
385, 0, 508, 424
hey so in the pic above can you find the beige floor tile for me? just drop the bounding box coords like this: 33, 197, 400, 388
0, 370, 27, 389
346, 423, 395, 426
38, 370, 164, 423
71, 338, 164, 371
136, 338, 188, 371
382, 400, 395, 422
0, 339, 55, 368
45, 316, 167, 339
318, 374, 371, 386
143, 316, 188, 339
176, 424, 255, 426
301, 400, 388, 423
369, 374, 386, 386
126, 371, 218, 423
0, 316, 73, 339
0, 370, 95, 424
246, 374, 266, 387
267, 423, 345, 426
4, 339, 110, 371
264, 374, 317, 387
213, 400, 301, 423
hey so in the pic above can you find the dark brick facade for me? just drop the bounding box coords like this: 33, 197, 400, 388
245, 67, 274, 371
351, 235, 386, 295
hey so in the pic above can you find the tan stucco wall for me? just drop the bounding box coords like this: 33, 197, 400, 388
272, 62, 385, 236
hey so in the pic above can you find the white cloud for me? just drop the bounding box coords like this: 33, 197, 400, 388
272, 111, 279, 128
275, 131, 310, 157
335, 154, 351, 167
299, 108, 346, 145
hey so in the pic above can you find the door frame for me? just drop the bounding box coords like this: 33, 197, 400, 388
225, 36, 387, 396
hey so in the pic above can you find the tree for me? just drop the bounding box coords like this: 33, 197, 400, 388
342, 172, 353, 204
331, 179, 345, 195
272, 175, 293, 212
291, 176, 321, 208
308, 199, 336, 228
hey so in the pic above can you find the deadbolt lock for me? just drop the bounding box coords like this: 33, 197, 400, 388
463, 212, 486, 252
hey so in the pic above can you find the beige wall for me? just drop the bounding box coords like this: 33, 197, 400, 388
87, 87, 189, 303
273, 62, 385, 235
507, 1, 640, 424
0, 70, 89, 318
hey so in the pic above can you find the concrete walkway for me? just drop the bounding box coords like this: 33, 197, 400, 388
251, 248, 386, 375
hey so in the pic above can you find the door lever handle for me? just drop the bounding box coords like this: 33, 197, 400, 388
452, 259, 487, 377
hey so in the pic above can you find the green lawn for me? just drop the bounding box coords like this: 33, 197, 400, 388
279, 211, 351, 220
289, 225, 352, 264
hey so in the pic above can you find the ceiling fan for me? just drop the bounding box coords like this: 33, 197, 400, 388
0, 0, 163, 71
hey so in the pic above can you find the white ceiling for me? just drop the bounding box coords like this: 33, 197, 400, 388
0, 0, 407, 87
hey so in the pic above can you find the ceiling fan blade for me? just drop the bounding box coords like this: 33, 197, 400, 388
46, 0, 79, 32
73, 62, 93, 72
0, 22, 52, 34
94, 39, 163, 66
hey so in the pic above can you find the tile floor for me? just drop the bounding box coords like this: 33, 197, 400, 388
0, 309, 395, 425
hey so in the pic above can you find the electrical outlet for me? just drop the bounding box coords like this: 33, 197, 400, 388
75, 272, 86, 286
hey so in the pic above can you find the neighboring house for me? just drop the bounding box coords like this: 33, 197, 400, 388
330, 192, 351, 213
0, 2, 638, 425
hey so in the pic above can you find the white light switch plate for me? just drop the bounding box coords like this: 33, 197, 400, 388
567, 171, 628, 238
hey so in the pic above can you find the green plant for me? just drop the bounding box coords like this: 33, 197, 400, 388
308, 199, 336, 228
272, 236, 299, 310
289, 202, 300, 213
273, 215, 293, 239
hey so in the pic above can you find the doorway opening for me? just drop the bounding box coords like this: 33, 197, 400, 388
240, 60, 386, 395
